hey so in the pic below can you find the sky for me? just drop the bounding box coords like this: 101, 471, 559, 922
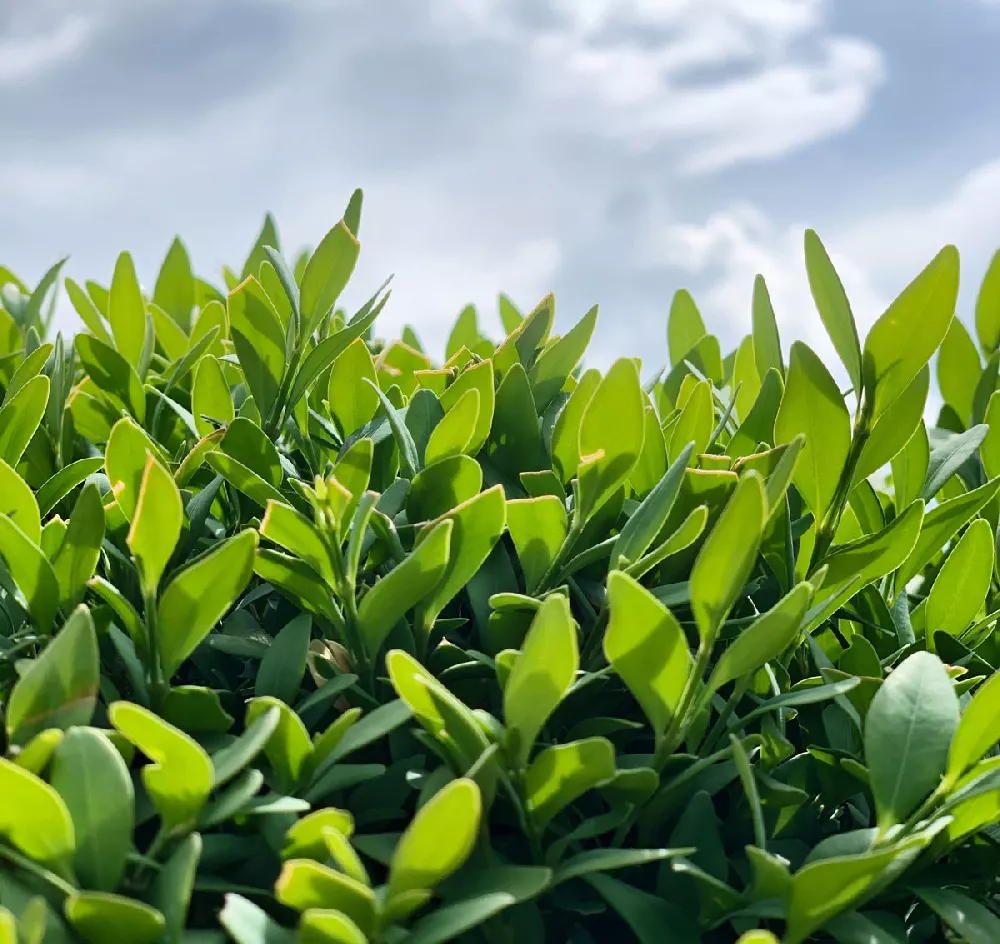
3, 0, 1000, 379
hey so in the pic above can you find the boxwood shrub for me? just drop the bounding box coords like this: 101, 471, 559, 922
1, 191, 1000, 943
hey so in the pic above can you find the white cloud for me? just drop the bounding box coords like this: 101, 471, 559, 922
435, 0, 885, 172
0, 15, 96, 86
658, 156, 1000, 378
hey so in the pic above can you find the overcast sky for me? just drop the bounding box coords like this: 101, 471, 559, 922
3, 0, 1000, 376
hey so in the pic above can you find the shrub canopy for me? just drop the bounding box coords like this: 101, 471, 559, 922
1, 196, 1000, 942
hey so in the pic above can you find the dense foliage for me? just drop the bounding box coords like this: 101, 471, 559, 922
1, 191, 1000, 944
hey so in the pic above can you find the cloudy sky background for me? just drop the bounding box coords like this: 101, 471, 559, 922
3, 0, 1000, 378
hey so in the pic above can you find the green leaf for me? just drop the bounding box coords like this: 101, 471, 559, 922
774, 341, 850, 520
228, 276, 286, 420
529, 304, 598, 411
109, 701, 214, 831
405, 866, 552, 944
785, 846, 901, 944
193, 355, 234, 437
865, 651, 959, 828
75, 334, 145, 421
854, 366, 929, 484
586, 872, 695, 944
157, 530, 258, 677
577, 358, 645, 521
49, 727, 133, 892
127, 455, 182, 595
0, 458, 40, 544
504, 594, 578, 764
301, 221, 359, 335
210, 704, 280, 788
6, 605, 98, 747
690, 470, 767, 644
506, 497, 567, 593
388, 778, 481, 907
668, 380, 713, 463
0, 514, 60, 633
752, 274, 783, 379
161, 686, 234, 734
4, 343, 53, 404
0, 374, 49, 467
298, 910, 366, 944
525, 737, 616, 829
804, 230, 862, 393
923, 424, 988, 500
709, 582, 812, 694
863, 245, 960, 417
486, 363, 547, 480
975, 249, 1000, 355
926, 518, 993, 642
891, 420, 929, 511
916, 886, 1000, 944
946, 671, 1000, 784
64, 893, 164, 944
613, 443, 692, 568
551, 368, 600, 483
35, 457, 104, 518
938, 318, 981, 423
260, 501, 336, 586
425, 388, 479, 464
668, 290, 707, 366
357, 519, 452, 656
153, 237, 196, 330
604, 571, 692, 738
728, 367, 784, 459
0, 757, 75, 869
66, 276, 113, 344
108, 252, 148, 368
328, 338, 379, 437
246, 697, 313, 791
150, 833, 201, 944
276, 860, 375, 934
896, 477, 1000, 591
219, 894, 293, 944
105, 417, 165, 520
255, 613, 313, 705
414, 485, 506, 635
439, 359, 494, 457
407, 454, 483, 523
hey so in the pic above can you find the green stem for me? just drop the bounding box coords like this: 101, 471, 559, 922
703, 677, 751, 754
0, 843, 77, 897
656, 640, 713, 767
534, 516, 586, 596
144, 588, 167, 709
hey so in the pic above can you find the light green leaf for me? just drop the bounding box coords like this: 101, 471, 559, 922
388, 778, 481, 907
774, 341, 850, 520
425, 388, 479, 464
276, 861, 375, 934
153, 237, 195, 330
66, 276, 113, 343
64, 893, 164, 944
551, 367, 600, 483
926, 518, 993, 643
105, 417, 166, 520
6, 605, 98, 747
525, 737, 616, 829
0, 514, 60, 633
506, 496, 567, 592
192, 355, 234, 438
946, 672, 1000, 785
246, 697, 313, 791
0, 458, 39, 544
328, 338, 379, 437
529, 304, 598, 411
485, 362, 547, 480
228, 276, 286, 419
709, 582, 812, 694
804, 230, 862, 394
260, 501, 336, 587
357, 519, 452, 657
438, 359, 494, 457
975, 249, 1000, 355
577, 358, 645, 522
49, 727, 133, 892
667, 290, 706, 366
728, 367, 784, 459
863, 245, 959, 417
891, 420, 929, 512
854, 366, 928, 484
503, 594, 578, 765
668, 379, 712, 463
108, 252, 148, 368
938, 318, 981, 423
865, 651, 959, 827
301, 221, 360, 334
109, 701, 214, 832
35, 457, 104, 518
298, 910, 367, 944
690, 470, 767, 644
0, 757, 75, 869
923, 424, 988, 500
157, 530, 258, 677
210, 704, 280, 788
414, 485, 506, 635
0, 374, 49, 467
76, 334, 145, 420
752, 274, 783, 379
128, 455, 182, 595
604, 571, 692, 738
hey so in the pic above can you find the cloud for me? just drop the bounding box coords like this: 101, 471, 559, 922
0, 13, 97, 86
657, 157, 1000, 378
